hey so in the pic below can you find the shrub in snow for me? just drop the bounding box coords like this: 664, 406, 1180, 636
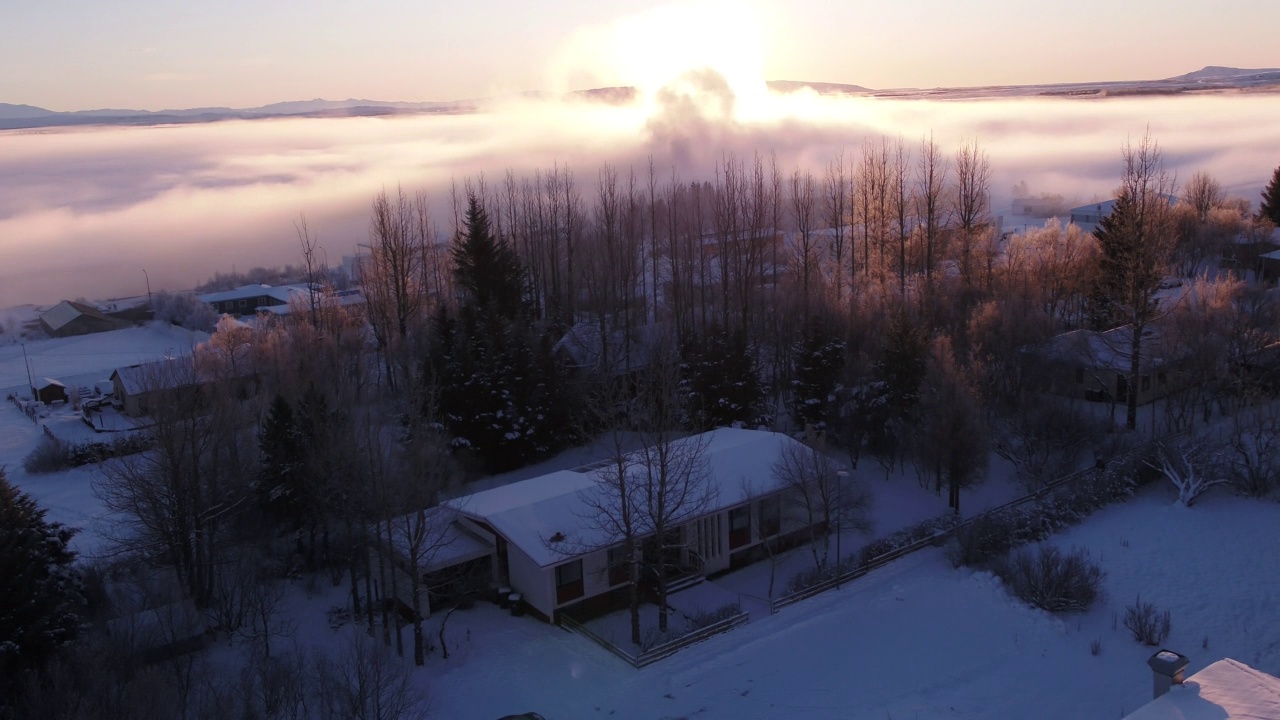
859, 514, 962, 568
151, 290, 216, 332
1149, 441, 1229, 506
688, 602, 744, 630
1124, 596, 1172, 646
948, 512, 1019, 568
23, 435, 70, 474
785, 557, 860, 595
995, 545, 1104, 613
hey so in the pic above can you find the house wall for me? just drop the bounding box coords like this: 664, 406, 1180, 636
506, 543, 554, 619
1046, 364, 1180, 406
578, 548, 614, 602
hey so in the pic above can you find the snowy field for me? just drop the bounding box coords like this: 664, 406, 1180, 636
0, 320, 208, 395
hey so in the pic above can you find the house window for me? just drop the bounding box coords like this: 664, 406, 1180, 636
1158, 372, 1167, 386
238, 299, 247, 308
607, 546, 629, 587
555, 559, 584, 604
758, 495, 781, 538
729, 506, 751, 549
1075, 367, 1085, 385
1142, 375, 1151, 392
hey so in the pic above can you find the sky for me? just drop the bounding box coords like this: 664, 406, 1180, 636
2, 0, 1277, 111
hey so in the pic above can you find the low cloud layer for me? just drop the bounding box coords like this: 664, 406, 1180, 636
2, 88, 1278, 308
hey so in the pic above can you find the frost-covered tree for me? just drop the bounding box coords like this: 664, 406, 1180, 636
0, 468, 82, 680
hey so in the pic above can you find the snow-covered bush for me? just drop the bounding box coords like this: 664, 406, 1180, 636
859, 514, 962, 567
151, 290, 216, 331
948, 512, 1019, 568
995, 545, 1104, 613
23, 435, 69, 474
1124, 596, 1172, 646
1150, 441, 1228, 506
687, 602, 744, 630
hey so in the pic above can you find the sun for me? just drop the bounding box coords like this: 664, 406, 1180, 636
552, 0, 771, 122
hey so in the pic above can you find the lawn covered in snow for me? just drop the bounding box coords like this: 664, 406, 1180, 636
362, 484, 1278, 719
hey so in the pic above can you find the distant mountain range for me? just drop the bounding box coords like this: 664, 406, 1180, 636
3, 66, 1277, 131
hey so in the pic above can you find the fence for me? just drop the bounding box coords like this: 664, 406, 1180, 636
560, 608, 750, 669
766, 439, 1166, 613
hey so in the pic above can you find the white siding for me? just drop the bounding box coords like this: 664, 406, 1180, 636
506, 543, 553, 618
579, 548, 613, 599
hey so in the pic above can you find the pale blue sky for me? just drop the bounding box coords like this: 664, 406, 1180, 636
2, 0, 1275, 111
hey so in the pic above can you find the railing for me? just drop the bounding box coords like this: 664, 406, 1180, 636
559, 608, 750, 669
766, 438, 1170, 613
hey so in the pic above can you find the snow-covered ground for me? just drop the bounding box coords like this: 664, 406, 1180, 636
0, 321, 208, 395
359, 483, 1276, 719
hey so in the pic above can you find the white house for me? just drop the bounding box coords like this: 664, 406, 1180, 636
1124, 656, 1280, 719
1068, 195, 1179, 235
393, 428, 837, 622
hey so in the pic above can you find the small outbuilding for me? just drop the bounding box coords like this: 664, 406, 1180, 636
39, 300, 125, 338
32, 378, 67, 404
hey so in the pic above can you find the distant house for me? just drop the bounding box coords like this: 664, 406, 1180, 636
32, 378, 67, 404
391, 429, 837, 623
110, 353, 256, 417
1124, 656, 1280, 719
196, 284, 312, 317
257, 289, 367, 317
1029, 325, 1184, 405
1068, 195, 1178, 235
552, 322, 656, 376
39, 300, 126, 338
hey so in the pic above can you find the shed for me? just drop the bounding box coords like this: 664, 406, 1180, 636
39, 300, 124, 338
32, 378, 67, 404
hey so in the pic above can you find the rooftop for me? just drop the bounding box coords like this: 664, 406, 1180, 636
1125, 658, 1280, 719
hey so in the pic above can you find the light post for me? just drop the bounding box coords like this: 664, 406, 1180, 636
142, 268, 153, 310
836, 470, 848, 589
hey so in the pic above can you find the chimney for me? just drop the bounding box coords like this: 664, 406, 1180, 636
1147, 650, 1190, 699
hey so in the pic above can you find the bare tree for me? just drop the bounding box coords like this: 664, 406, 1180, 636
1182, 170, 1225, 221
632, 346, 716, 632
790, 168, 819, 319
1150, 439, 1228, 506
770, 440, 870, 573
313, 632, 426, 720
953, 139, 992, 288
915, 133, 949, 286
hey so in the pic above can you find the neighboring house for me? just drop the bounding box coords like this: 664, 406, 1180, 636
1125, 654, 1280, 719
552, 322, 656, 376
392, 428, 836, 623
39, 300, 126, 337
257, 289, 367, 317
1068, 199, 1119, 234
1068, 195, 1178, 235
32, 378, 67, 404
1029, 325, 1183, 405
109, 353, 256, 417
197, 284, 312, 316
1257, 248, 1280, 283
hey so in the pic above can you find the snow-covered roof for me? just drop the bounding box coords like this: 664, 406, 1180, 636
1259, 248, 1280, 261
197, 284, 310, 305
553, 322, 656, 374
384, 505, 495, 573
36, 377, 65, 390
39, 300, 109, 332
111, 357, 196, 396
445, 428, 818, 568
259, 289, 367, 315
1124, 658, 1280, 719
1039, 325, 1174, 372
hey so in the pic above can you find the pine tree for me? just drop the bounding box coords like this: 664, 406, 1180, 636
789, 322, 847, 433
1261, 164, 1280, 226
452, 193, 526, 322
681, 326, 766, 430
0, 468, 82, 680
257, 393, 306, 522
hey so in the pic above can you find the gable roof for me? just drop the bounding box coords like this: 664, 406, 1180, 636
197, 284, 310, 306
1124, 658, 1280, 719
445, 428, 819, 568
40, 300, 111, 332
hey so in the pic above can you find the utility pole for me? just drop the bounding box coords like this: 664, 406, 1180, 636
143, 268, 153, 310
21, 342, 34, 395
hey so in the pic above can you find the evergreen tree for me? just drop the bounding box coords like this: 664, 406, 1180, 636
0, 468, 82, 680
789, 322, 847, 433
257, 393, 306, 522
681, 326, 766, 430
452, 193, 526, 322
1261, 164, 1280, 226
431, 193, 581, 471
850, 311, 927, 464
